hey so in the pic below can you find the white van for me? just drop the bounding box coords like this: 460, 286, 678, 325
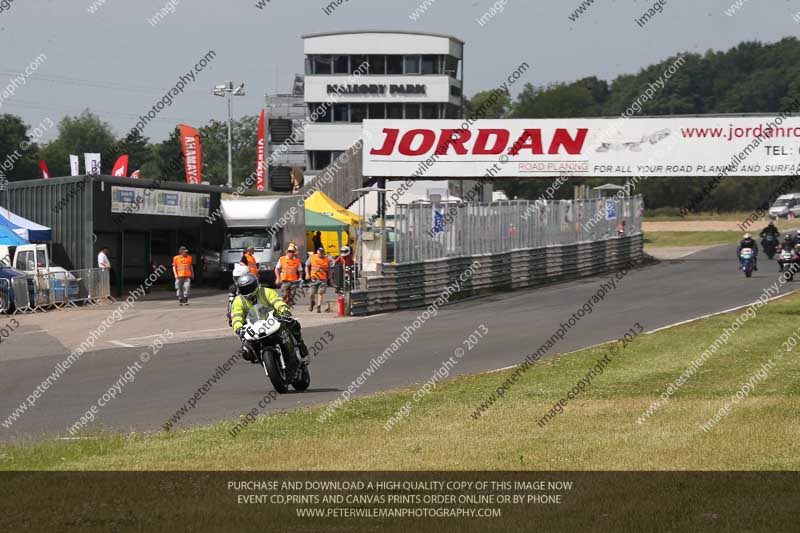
769, 193, 800, 219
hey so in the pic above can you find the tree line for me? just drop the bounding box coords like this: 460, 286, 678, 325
466, 37, 800, 212
3, 37, 800, 211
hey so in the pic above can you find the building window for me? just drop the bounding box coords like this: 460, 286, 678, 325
351, 104, 366, 123
404, 55, 421, 75
450, 85, 462, 98
422, 55, 438, 75
351, 55, 369, 74
305, 57, 313, 75
445, 104, 461, 119
386, 55, 403, 75
313, 55, 333, 74
308, 102, 332, 123
333, 104, 349, 122
333, 55, 350, 74
368, 103, 385, 119
310, 151, 332, 171
387, 103, 403, 119
445, 56, 460, 78
368, 55, 386, 74
422, 103, 438, 119
405, 104, 420, 119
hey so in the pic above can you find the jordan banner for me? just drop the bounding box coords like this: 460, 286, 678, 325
111, 155, 129, 177
362, 117, 800, 178
179, 124, 202, 184
256, 109, 266, 191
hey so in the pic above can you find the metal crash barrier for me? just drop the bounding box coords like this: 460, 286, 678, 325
349, 234, 644, 316
0, 278, 11, 314
332, 263, 360, 293
0, 268, 113, 314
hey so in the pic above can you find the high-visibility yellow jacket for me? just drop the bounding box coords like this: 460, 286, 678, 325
231, 287, 289, 334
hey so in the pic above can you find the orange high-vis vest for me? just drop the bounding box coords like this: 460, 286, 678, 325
279, 255, 301, 281
309, 254, 330, 281
244, 252, 258, 275
173, 255, 193, 278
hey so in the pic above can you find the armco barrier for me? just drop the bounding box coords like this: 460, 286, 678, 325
349, 233, 643, 316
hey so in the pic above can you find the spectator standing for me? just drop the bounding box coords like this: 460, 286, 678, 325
97, 246, 115, 295
305, 247, 333, 313
241, 246, 258, 276
172, 246, 194, 306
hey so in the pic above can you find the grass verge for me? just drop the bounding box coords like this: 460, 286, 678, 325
3, 293, 800, 471
644, 231, 741, 247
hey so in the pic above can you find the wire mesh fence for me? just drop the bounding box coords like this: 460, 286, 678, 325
393, 195, 643, 264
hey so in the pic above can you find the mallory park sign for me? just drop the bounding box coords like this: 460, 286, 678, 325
327, 84, 426, 96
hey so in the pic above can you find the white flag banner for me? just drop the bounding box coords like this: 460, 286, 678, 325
69, 155, 80, 176
84, 153, 101, 176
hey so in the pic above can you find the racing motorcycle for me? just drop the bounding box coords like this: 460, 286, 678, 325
762, 233, 778, 259
240, 310, 310, 394
778, 247, 799, 281
739, 247, 755, 278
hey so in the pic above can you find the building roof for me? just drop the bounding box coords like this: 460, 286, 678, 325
7, 175, 285, 197
302, 30, 464, 45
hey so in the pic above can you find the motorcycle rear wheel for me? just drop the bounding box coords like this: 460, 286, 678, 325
261, 348, 289, 394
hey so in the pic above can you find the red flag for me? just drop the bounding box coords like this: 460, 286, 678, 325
130, 169, 141, 179
256, 109, 266, 191
179, 124, 203, 184
39, 160, 50, 179
112, 155, 129, 177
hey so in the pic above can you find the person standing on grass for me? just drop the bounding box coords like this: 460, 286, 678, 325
172, 246, 194, 306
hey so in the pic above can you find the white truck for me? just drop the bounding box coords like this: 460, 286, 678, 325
0, 243, 74, 278
220, 196, 306, 280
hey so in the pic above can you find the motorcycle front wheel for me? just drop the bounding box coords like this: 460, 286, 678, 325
261, 348, 289, 394
292, 367, 311, 392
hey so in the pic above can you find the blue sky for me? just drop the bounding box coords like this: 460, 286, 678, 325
0, 0, 795, 143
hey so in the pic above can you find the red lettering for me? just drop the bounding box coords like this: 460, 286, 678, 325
508, 129, 543, 155
548, 128, 588, 154
473, 129, 509, 155
398, 129, 436, 156
370, 128, 400, 156
434, 129, 472, 156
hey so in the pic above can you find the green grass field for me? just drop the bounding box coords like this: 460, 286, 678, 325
3, 293, 800, 471
643, 231, 740, 248
644, 210, 754, 222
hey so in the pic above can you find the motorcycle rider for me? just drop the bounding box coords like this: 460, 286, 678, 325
230, 272, 309, 364
760, 221, 780, 239
759, 221, 780, 259
777, 233, 796, 272
737, 233, 758, 271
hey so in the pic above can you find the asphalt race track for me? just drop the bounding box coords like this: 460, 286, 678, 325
1, 243, 794, 440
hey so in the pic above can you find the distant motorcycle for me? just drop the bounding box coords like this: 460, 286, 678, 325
240, 310, 310, 394
762, 234, 778, 259
739, 248, 755, 278
778, 247, 799, 281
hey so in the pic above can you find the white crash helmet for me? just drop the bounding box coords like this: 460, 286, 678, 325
339, 246, 351, 257
232, 263, 250, 278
